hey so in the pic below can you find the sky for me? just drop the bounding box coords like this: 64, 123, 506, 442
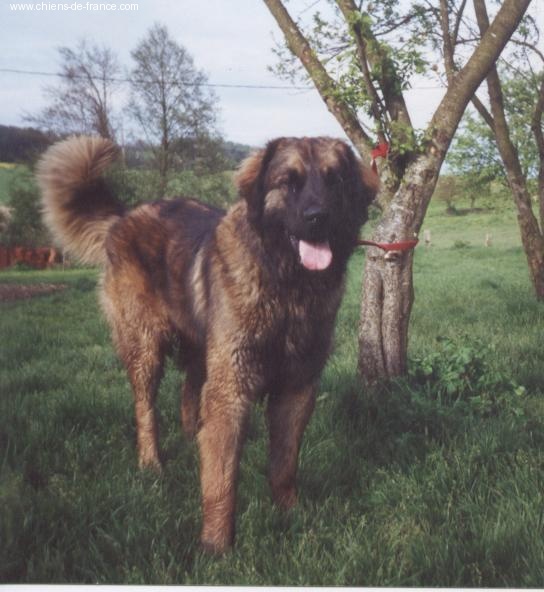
0, 0, 541, 149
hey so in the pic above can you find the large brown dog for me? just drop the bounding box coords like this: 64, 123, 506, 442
37, 135, 377, 553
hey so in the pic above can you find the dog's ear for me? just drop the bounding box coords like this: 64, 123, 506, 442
235, 139, 281, 227
359, 162, 379, 205
342, 144, 379, 206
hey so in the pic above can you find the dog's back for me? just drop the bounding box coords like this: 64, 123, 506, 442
37, 135, 225, 346
104, 197, 224, 345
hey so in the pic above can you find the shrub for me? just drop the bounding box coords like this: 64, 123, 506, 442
410, 336, 526, 418
167, 170, 236, 209
453, 239, 471, 249
2, 167, 50, 247
106, 167, 237, 210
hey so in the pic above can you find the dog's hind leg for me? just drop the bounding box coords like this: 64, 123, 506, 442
102, 282, 168, 472
180, 346, 206, 440
115, 329, 166, 472
267, 383, 317, 509
127, 339, 165, 471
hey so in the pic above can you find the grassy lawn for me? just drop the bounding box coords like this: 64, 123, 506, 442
1, 200, 543, 585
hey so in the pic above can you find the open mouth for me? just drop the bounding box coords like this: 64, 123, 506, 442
290, 235, 333, 271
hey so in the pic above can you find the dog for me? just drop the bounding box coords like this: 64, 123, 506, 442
37, 135, 377, 554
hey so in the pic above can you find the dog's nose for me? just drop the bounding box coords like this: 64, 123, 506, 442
303, 206, 329, 228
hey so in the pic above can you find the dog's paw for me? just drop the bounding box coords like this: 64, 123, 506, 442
200, 533, 233, 556
138, 455, 162, 473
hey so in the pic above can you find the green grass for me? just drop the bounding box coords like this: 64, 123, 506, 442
1, 201, 544, 585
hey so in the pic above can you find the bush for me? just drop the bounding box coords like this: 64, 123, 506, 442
410, 336, 526, 419
453, 240, 471, 249
2, 167, 50, 247
167, 170, 236, 209
105, 166, 159, 208
106, 167, 237, 210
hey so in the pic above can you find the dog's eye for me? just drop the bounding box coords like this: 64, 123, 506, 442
279, 170, 302, 191
323, 168, 340, 186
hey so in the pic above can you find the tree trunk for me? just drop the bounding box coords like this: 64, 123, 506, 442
358, 249, 414, 379
512, 185, 544, 299
358, 154, 440, 382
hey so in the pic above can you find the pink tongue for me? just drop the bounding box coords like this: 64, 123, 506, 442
298, 240, 333, 271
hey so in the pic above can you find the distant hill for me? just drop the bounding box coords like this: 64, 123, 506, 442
222, 140, 253, 166
0, 125, 56, 164
0, 124, 253, 169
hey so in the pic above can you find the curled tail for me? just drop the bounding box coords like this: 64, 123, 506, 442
36, 135, 124, 266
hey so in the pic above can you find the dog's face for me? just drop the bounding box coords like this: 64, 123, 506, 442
235, 137, 378, 272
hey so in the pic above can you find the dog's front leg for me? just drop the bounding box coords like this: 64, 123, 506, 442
197, 370, 251, 554
267, 383, 317, 509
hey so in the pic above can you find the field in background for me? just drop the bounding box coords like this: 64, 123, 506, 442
1, 197, 543, 585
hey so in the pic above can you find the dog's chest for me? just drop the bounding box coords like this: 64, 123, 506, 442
246, 283, 341, 389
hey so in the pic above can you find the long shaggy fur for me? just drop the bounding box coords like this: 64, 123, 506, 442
37, 134, 377, 555
36, 135, 123, 265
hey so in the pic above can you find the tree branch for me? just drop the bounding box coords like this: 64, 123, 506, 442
452, 0, 469, 46
438, 0, 495, 132
334, 1, 388, 140
430, 0, 531, 141
335, 0, 413, 131
263, 0, 373, 160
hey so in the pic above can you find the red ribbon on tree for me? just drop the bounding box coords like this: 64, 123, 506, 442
363, 142, 418, 252
370, 141, 389, 173
356, 238, 419, 252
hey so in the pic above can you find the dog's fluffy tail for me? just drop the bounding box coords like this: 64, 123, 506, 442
37, 135, 124, 266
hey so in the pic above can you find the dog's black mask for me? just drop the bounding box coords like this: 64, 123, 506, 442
235, 137, 378, 272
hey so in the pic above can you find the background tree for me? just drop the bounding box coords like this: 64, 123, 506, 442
27, 40, 120, 140
0, 206, 12, 241
448, 113, 505, 188
473, 1, 543, 299
264, 0, 531, 382
441, 1, 544, 299
447, 72, 541, 211
447, 112, 507, 211
433, 175, 463, 214
3, 169, 49, 247
128, 23, 218, 197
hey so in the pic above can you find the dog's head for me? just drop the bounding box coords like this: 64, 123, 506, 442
235, 137, 378, 272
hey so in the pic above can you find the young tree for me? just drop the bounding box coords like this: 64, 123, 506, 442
264, 0, 531, 382
27, 40, 120, 140
128, 24, 218, 197
448, 71, 541, 212
461, 0, 544, 299
433, 175, 463, 213
448, 112, 505, 187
